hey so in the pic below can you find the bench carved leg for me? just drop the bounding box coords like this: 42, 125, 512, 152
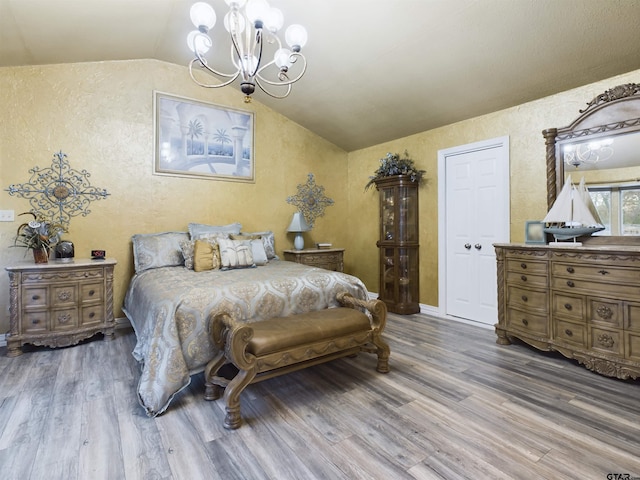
223, 367, 257, 429
373, 335, 391, 373
203, 351, 226, 401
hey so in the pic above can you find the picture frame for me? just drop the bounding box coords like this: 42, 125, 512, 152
154, 91, 255, 182
525, 221, 546, 244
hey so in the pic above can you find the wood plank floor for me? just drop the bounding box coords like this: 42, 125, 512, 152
1, 313, 639, 480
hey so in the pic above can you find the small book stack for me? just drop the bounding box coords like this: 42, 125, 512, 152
316, 243, 332, 249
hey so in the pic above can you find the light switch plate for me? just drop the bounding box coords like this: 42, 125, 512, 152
0, 210, 15, 222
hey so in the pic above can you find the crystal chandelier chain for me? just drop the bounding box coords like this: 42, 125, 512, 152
187, 0, 308, 103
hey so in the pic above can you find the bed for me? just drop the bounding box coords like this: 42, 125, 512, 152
123, 224, 370, 416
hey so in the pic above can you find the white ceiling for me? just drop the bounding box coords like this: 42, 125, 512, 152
2, 0, 640, 151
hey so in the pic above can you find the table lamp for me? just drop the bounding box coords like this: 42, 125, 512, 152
287, 212, 310, 250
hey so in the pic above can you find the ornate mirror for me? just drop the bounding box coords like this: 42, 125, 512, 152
543, 83, 640, 240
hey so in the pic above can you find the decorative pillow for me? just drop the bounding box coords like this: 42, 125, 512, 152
218, 238, 255, 270
189, 222, 242, 239
230, 233, 262, 241
180, 233, 229, 270
132, 231, 189, 273
249, 239, 269, 266
193, 239, 221, 272
241, 230, 276, 259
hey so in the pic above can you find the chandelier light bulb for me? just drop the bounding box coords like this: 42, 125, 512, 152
245, 0, 270, 25
190, 2, 216, 31
274, 48, 293, 69
285, 24, 308, 51
264, 7, 284, 33
187, 30, 212, 54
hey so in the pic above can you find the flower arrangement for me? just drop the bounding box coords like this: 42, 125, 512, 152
364, 150, 426, 191
14, 211, 65, 257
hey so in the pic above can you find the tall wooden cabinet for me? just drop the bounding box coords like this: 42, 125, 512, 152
375, 176, 420, 314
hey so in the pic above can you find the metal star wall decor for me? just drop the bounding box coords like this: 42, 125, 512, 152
286, 173, 334, 228
6, 151, 109, 229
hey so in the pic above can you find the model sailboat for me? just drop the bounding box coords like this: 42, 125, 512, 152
543, 175, 605, 244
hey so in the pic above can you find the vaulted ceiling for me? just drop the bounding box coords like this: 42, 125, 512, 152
2, 0, 640, 151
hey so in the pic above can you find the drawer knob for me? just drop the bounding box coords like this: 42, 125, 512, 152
89, 312, 95, 318
31, 295, 40, 300
32, 318, 40, 325
566, 281, 575, 288
564, 303, 572, 311
598, 269, 609, 275
520, 263, 527, 269
566, 267, 574, 273
596, 305, 613, 320
89, 290, 95, 296
565, 329, 573, 337
521, 275, 527, 281
521, 295, 528, 302
521, 318, 529, 326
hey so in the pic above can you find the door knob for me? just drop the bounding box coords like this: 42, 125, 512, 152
464, 243, 471, 249
474, 243, 482, 250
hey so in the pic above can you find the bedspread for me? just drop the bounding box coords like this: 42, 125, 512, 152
123, 260, 369, 416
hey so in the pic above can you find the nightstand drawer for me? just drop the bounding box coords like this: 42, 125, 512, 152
51, 308, 79, 331
22, 287, 48, 308
553, 319, 586, 347
590, 326, 623, 356
22, 311, 49, 333
551, 292, 584, 321
506, 308, 548, 335
81, 282, 103, 302
283, 249, 344, 272
81, 305, 104, 326
52, 284, 77, 306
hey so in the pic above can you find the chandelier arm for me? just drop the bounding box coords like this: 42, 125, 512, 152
189, 59, 241, 89
254, 77, 293, 99
256, 54, 307, 87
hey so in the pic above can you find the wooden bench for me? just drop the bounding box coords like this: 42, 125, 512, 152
204, 292, 390, 429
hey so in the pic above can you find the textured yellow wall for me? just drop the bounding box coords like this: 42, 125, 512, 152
346, 69, 640, 307
1, 59, 639, 337
0, 60, 348, 333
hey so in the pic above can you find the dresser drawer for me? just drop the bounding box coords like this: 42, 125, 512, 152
22, 311, 49, 333
551, 292, 584, 320
81, 305, 104, 326
506, 271, 547, 288
625, 332, 640, 362
588, 298, 622, 328
550, 276, 639, 297
51, 308, 79, 331
506, 285, 548, 312
589, 326, 623, 356
625, 303, 640, 332
22, 287, 48, 308
553, 319, 587, 347
552, 262, 640, 284
506, 259, 548, 275
506, 308, 548, 335
81, 282, 103, 303
51, 284, 77, 306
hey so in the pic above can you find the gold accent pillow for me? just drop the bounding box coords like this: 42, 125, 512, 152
193, 239, 221, 272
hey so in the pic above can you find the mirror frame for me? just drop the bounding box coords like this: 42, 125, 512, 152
543, 83, 640, 242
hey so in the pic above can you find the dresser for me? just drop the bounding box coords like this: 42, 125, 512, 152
5, 259, 116, 357
495, 244, 640, 380
283, 248, 344, 272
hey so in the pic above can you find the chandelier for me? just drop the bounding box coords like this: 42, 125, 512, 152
187, 0, 308, 103
563, 138, 614, 168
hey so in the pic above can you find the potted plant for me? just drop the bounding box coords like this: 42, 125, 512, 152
364, 150, 426, 191
14, 211, 65, 263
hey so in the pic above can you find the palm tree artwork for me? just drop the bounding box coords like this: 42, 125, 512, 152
213, 128, 231, 156
187, 119, 204, 155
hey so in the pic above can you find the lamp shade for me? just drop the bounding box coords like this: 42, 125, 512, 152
287, 212, 309, 232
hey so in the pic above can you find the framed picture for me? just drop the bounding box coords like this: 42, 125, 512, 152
154, 91, 255, 182
525, 221, 546, 244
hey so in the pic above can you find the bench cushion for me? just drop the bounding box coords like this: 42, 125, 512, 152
248, 307, 371, 356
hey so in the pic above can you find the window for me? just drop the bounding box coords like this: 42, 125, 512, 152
589, 186, 640, 235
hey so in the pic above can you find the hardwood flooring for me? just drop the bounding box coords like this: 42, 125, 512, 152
0, 313, 639, 480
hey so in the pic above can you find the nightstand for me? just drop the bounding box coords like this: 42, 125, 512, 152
5, 258, 117, 357
283, 248, 344, 272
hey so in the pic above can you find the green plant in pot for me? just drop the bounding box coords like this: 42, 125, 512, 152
14, 211, 65, 263
364, 150, 426, 191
